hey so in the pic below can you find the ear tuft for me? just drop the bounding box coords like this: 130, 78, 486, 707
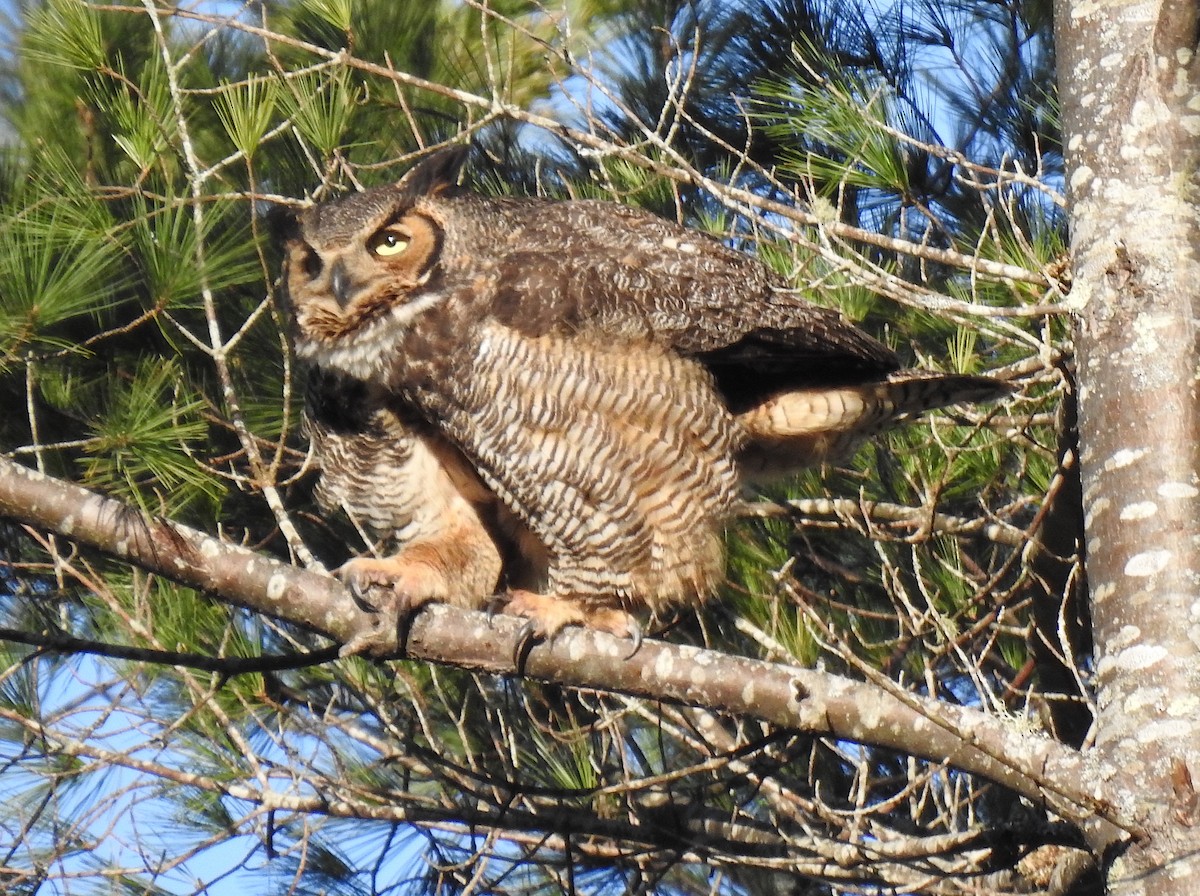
397, 145, 472, 198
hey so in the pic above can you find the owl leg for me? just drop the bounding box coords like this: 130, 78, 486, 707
337, 525, 501, 655
339, 551, 450, 612
500, 590, 643, 667
337, 548, 452, 655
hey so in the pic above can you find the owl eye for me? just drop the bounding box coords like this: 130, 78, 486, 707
368, 228, 410, 258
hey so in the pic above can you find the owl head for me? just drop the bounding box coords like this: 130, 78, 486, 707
277, 147, 471, 380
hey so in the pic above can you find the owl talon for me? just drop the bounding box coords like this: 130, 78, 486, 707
484, 592, 510, 625
335, 556, 451, 653
499, 589, 644, 664
512, 619, 542, 672
337, 559, 392, 612
623, 621, 644, 659
346, 578, 376, 613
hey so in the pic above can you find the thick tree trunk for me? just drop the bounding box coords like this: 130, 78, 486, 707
1055, 0, 1200, 890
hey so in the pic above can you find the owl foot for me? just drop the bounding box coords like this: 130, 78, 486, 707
498, 590, 643, 670
336, 556, 447, 656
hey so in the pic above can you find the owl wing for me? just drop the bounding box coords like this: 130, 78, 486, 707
475, 198, 901, 402
444, 193, 1008, 489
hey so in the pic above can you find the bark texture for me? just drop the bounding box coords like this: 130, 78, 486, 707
1055, 0, 1200, 889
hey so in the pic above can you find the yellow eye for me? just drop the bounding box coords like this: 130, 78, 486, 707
369, 228, 410, 257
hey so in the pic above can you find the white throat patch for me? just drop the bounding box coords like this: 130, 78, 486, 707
296, 292, 446, 380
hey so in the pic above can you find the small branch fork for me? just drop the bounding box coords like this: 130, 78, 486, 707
0, 455, 1132, 853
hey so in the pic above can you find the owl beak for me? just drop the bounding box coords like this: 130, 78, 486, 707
330, 259, 354, 308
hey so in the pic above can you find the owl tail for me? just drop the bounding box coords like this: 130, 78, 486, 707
735, 371, 1011, 481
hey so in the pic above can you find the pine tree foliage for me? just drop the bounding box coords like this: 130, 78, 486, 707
0, 1, 1084, 893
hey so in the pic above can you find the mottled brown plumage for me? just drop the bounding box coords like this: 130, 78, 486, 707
303, 370, 504, 611
280, 147, 1008, 647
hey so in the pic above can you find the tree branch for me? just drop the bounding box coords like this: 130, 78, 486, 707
0, 455, 1129, 849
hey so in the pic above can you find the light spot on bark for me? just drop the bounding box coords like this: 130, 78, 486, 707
566, 638, 588, 662
1107, 448, 1146, 470
1093, 581, 1116, 601
1071, 0, 1098, 16
266, 572, 288, 601
742, 681, 757, 705
1136, 718, 1194, 741
1117, 644, 1167, 671
1124, 550, 1171, 577
1119, 501, 1157, 520
1132, 313, 1172, 355
1110, 624, 1142, 649
654, 650, 675, 680
60, 515, 74, 535
1123, 549, 1171, 578
1130, 98, 1172, 131
1182, 116, 1200, 137
114, 539, 129, 557
1099, 52, 1122, 69
857, 695, 883, 730
1069, 163, 1095, 193
1159, 482, 1199, 499
200, 539, 221, 558
1086, 496, 1110, 527
1181, 48, 1196, 66
1123, 686, 1165, 713
689, 665, 708, 686
1168, 694, 1200, 716
1065, 278, 1092, 310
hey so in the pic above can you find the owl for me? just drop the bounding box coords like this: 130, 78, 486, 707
280, 147, 1008, 651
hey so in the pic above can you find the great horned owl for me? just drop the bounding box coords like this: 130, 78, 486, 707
280, 147, 1008, 649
